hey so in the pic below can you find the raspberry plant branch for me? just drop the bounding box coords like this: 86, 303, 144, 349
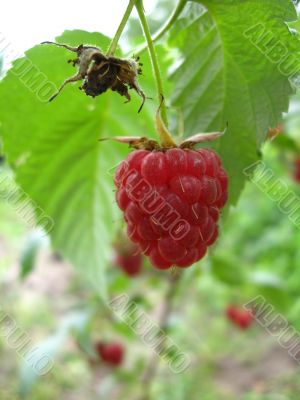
135, 0, 169, 131
137, 272, 182, 400
135, 0, 187, 56
106, 0, 138, 56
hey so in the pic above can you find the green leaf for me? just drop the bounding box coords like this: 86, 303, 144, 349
0, 30, 158, 297
0, 56, 3, 77
250, 271, 291, 312
169, 0, 299, 204
255, 286, 291, 313
270, 132, 298, 152
20, 232, 47, 279
210, 255, 246, 286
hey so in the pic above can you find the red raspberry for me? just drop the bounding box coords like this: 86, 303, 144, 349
226, 305, 254, 330
95, 342, 124, 366
115, 148, 228, 269
114, 241, 142, 277
236, 312, 253, 330
226, 305, 239, 322
294, 157, 300, 183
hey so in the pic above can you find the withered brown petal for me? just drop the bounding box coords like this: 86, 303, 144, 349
180, 129, 227, 149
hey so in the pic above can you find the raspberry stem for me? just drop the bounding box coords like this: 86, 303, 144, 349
135, 0, 170, 130
137, 272, 181, 400
107, 0, 138, 56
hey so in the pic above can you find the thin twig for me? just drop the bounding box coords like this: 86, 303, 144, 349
137, 271, 181, 400
135, 0, 169, 128
107, 0, 138, 56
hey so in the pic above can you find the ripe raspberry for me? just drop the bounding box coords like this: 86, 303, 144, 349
294, 157, 300, 183
115, 148, 228, 269
226, 305, 239, 322
95, 342, 124, 366
226, 305, 254, 330
113, 233, 143, 276
114, 242, 142, 277
236, 312, 253, 330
